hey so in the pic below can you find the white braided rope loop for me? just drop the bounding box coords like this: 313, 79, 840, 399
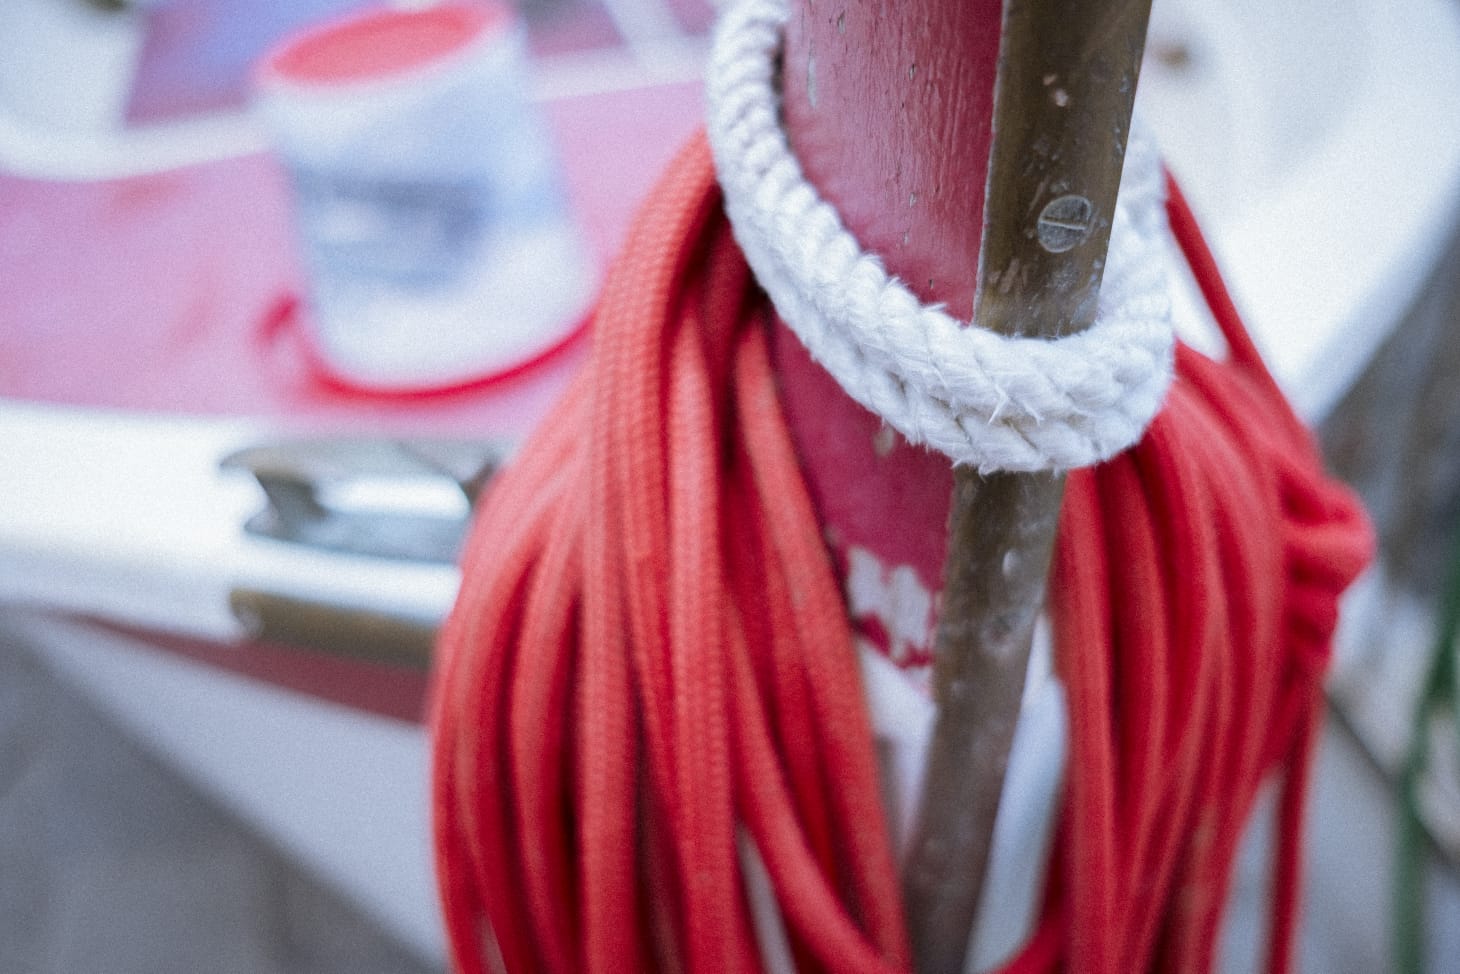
705, 0, 1176, 473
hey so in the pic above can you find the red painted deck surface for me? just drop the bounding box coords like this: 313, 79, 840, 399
0, 80, 705, 437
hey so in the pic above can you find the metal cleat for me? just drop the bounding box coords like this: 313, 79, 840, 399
220, 437, 510, 564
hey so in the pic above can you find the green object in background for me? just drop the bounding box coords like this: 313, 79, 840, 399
1395, 524, 1460, 974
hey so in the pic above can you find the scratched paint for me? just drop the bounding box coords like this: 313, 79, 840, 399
844, 545, 939, 671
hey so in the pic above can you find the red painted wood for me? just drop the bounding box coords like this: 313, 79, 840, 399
775, 0, 1004, 673
783, 0, 1002, 321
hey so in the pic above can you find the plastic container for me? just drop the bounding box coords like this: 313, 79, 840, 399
256, 3, 592, 391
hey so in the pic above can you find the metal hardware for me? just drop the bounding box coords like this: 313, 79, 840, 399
229, 587, 440, 669
1036, 194, 1095, 253
221, 437, 510, 563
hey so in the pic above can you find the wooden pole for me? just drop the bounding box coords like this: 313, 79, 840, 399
904, 5, 1153, 969
781, 1, 1152, 969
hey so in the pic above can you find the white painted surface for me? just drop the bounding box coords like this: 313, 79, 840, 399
1139, 0, 1460, 420
0, 402, 461, 643
0, 0, 147, 133
9, 611, 444, 966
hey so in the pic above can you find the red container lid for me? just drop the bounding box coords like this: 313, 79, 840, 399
260, 3, 506, 86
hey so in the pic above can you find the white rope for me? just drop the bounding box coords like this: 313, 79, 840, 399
705, 0, 1176, 473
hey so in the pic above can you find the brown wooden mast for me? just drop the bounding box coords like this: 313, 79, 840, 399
778, 1, 1154, 969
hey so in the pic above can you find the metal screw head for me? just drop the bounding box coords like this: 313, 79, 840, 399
1035, 194, 1094, 253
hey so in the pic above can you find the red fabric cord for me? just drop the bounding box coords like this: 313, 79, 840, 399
430, 136, 1373, 973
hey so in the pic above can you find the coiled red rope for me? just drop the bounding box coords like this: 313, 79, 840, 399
430, 134, 1372, 973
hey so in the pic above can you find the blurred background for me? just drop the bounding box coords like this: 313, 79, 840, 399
1, 0, 1459, 971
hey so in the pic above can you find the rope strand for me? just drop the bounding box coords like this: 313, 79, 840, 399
430, 135, 1372, 973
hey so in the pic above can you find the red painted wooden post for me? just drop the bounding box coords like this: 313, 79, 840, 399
775, 0, 998, 681
783, 2, 1003, 323
777, 1, 1153, 969
776, 9, 998, 966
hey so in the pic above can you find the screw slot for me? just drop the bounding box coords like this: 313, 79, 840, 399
1035, 194, 1094, 253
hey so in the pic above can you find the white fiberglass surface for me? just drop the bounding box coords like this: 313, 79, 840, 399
1140, 0, 1460, 419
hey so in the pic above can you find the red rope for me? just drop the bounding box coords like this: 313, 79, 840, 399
430, 135, 1373, 973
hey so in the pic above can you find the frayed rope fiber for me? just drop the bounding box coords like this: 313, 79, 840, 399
431, 129, 1372, 973
707, 0, 1176, 474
